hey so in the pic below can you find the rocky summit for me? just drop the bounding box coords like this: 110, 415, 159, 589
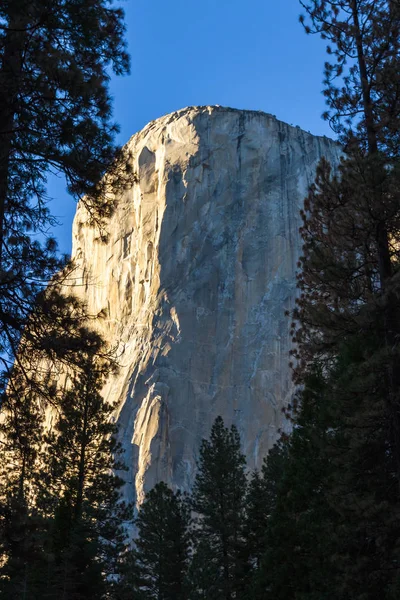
69, 106, 341, 506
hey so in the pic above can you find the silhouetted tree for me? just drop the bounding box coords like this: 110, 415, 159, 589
297, 0, 400, 480
38, 337, 131, 599
190, 417, 248, 600
135, 482, 191, 600
0, 0, 132, 379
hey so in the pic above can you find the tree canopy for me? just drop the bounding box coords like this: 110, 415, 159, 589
0, 0, 132, 373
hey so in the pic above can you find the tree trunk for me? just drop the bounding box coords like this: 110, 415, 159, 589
75, 389, 89, 520
351, 0, 400, 485
351, 0, 392, 286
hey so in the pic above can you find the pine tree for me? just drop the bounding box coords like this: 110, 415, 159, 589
278, 2, 400, 588
243, 471, 268, 573
297, 0, 400, 480
252, 371, 343, 600
186, 538, 221, 600
134, 482, 191, 600
300, 0, 400, 152
0, 363, 53, 599
0, 284, 133, 597
189, 416, 248, 600
37, 335, 132, 599
113, 549, 143, 600
284, 8, 400, 593
244, 442, 288, 581
253, 339, 400, 600
0, 0, 132, 378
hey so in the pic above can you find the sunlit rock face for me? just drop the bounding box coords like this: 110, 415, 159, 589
70, 106, 341, 506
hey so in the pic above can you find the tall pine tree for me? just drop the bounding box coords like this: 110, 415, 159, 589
297, 0, 400, 480
36, 334, 132, 600
0, 367, 49, 599
0, 0, 132, 379
134, 482, 191, 600
258, 2, 400, 597
190, 416, 248, 600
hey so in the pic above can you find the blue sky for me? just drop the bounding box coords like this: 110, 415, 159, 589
50, 0, 333, 255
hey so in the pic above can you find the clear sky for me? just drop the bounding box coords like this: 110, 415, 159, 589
50, 0, 333, 255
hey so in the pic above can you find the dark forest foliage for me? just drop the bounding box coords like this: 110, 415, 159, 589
0, 329, 132, 599
135, 482, 191, 600
0, 0, 132, 377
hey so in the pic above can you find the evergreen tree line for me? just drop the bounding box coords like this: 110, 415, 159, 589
114, 394, 399, 600
3, 387, 399, 600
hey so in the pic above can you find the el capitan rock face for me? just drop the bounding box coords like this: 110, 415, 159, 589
70, 106, 341, 505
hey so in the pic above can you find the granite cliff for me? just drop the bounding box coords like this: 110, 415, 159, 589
69, 106, 341, 506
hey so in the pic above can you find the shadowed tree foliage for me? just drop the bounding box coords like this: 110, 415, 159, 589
189, 416, 248, 600
0, 310, 132, 598
113, 549, 143, 600
296, 1, 400, 475
134, 482, 191, 600
253, 340, 400, 600
244, 441, 289, 590
37, 336, 131, 600
250, 2, 400, 598
243, 470, 269, 574
0, 0, 134, 586
0, 366, 48, 599
0, 0, 133, 380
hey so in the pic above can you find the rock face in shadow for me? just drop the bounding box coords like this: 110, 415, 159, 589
70, 106, 342, 506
